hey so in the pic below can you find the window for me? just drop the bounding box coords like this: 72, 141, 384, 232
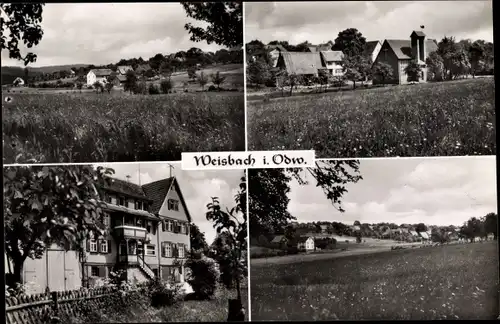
146, 244, 155, 256
91, 266, 100, 277
100, 240, 108, 253
137, 242, 144, 256
103, 214, 110, 227
335, 69, 343, 74
162, 242, 172, 258
180, 223, 186, 234
178, 244, 185, 258
110, 196, 117, 205
173, 221, 179, 233
136, 201, 143, 210
105, 194, 112, 203
168, 199, 179, 211
89, 239, 98, 253
127, 200, 135, 209
146, 221, 152, 233
119, 197, 125, 206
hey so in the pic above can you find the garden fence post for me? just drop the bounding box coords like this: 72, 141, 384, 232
51, 291, 59, 317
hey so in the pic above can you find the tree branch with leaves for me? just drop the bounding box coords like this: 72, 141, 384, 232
3, 165, 115, 287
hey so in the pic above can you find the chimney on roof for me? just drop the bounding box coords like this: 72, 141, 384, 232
410, 30, 426, 63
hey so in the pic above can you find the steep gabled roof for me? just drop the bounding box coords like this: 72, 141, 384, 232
384, 39, 439, 60
279, 52, 323, 75
90, 69, 113, 77
271, 235, 286, 243
320, 50, 343, 62
102, 177, 150, 201
141, 177, 192, 222
411, 31, 426, 37
117, 65, 133, 75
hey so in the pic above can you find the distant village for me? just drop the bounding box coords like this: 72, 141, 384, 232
3, 47, 243, 89
258, 219, 496, 254
246, 28, 494, 89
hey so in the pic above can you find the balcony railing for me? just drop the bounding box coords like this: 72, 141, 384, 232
113, 225, 147, 240
118, 254, 139, 264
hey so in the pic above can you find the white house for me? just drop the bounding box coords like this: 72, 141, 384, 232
12, 77, 25, 86
320, 50, 344, 77
86, 69, 113, 86
297, 237, 315, 252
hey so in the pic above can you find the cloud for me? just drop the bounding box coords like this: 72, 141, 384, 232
287, 157, 497, 227
95, 163, 245, 245
2, 3, 226, 67
245, 1, 493, 45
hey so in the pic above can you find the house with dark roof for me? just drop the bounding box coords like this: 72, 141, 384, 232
364, 41, 382, 65
13, 176, 192, 294
266, 44, 288, 67
135, 64, 152, 74
297, 236, 315, 252
86, 69, 113, 86
276, 52, 323, 77
373, 30, 438, 85
320, 50, 344, 77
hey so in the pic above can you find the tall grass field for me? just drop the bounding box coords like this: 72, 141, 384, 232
2, 92, 244, 163
247, 78, 495, 158
250, 241, 499, 320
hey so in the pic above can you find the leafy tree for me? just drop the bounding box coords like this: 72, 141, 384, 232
93, 81, 104, 94
148, 83, 160, 95
187, 66, 198, 81
333, 28, 367, 57
353, 220, 361, 226
469, 41, 485, 78
249, 160, 363, 238
190, 223, 209, 254
372, 62, 394, 85
342, 55, 362, 89
317, 69, 329, 92
404, 61, 423, 82
286, 73, 301, 96
160, 79, 174, 94
3, 165, 114, 286
198, 72, 208, 90
76, 82, 83, 93
124, 70, 138, 94
1, 3, 44, 65
246, 59, 271, 87
211, 71, 226, 90
205, 173, 246, 313
483, 212, 498, 240
425, 51, 444, 81
185, 255, 220, 300
104, 82, 114, 94
181, 2, 242, 48
415, 223, 427, 233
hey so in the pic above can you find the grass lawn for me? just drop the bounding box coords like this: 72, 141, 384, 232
2, 91, 244, 163
250, 241, 499, 320
247, 78, 495, 158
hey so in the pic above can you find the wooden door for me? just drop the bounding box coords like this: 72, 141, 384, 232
64, 251, 81, 291
47, 249, 65, 292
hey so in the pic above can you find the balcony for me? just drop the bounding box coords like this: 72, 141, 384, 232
119, 254, 139, 264
113, 225, 147, 240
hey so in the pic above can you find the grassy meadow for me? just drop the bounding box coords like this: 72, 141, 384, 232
247, 78, 495, 158
2, 91, 244, 163
250, 241, 499, 320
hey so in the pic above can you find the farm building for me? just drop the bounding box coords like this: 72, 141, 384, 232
117, 65, 133, 75
265, 44, 288, 67
86, 69, 113, 86
320, 50, 344, 77
276, 52, 323, 77
271, 235, 288, 246
363, 40, 383, 66
135, 64, 152, 74
5, 176, 192, 295
297, 237, 315, 252
12, 77, 25, 86
372, 30, 438, 85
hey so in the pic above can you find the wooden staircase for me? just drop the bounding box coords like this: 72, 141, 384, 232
137, 254, 155, 280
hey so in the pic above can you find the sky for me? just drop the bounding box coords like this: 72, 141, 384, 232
245, 1, 494, 45
287, 157, 497, 227
1, 3, 225, 67
95, 162, 245, 245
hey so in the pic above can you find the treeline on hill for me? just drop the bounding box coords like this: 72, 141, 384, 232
246, 28, 494, 93
252, 213, 498, 252
1, 47, 243, 85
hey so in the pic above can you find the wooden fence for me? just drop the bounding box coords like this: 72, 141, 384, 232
5, 286, 125, 324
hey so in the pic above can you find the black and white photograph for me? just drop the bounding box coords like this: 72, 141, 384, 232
249, 157, 498, 320
4, 163, 248, 322
245, 1, 495, 158
2, 2, 244, 164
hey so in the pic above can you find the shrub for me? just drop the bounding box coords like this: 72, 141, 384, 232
208, 85, 217, 92
134, 82, 147, 94
160, 79, 174, 94
148, 280, 182, 307
185, 255, 220, 300
148, 84, 160, 95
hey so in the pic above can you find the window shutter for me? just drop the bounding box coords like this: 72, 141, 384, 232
86, 239, 90, 252
97, 240, 101, 253
162, 220, 166, 232
108, 240, 112, 254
